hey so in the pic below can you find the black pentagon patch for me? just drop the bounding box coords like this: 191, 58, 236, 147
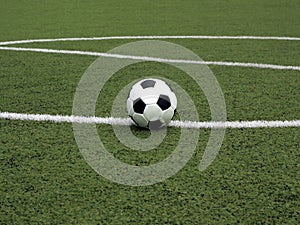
148, 120, 164, 130
140, 80, 156, 89
133, 98, 146, 114
157, 95, 171, 110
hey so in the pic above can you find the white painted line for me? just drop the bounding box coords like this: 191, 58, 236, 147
169, 120, 300, 129
1, 112, 299, 129
0, 46, 299, 71
0, 35, 299, 46
0, 112, 133, 126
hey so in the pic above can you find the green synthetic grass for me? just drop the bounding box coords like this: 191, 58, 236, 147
0, 0, 299, 224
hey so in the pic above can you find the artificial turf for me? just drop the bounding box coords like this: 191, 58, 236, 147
0, 0, 299, 224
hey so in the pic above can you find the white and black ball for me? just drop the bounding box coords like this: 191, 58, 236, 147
127, 78, 177, 129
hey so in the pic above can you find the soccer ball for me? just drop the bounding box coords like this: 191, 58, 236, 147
127, 78, 177, 129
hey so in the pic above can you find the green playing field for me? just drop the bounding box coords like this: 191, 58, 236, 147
0, 0, 299, 224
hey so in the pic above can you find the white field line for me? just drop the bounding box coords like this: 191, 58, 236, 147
0, 35, 300, 46
0, 46, 299, 71
169, 120, 300, 129
0, 112, 299, 129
